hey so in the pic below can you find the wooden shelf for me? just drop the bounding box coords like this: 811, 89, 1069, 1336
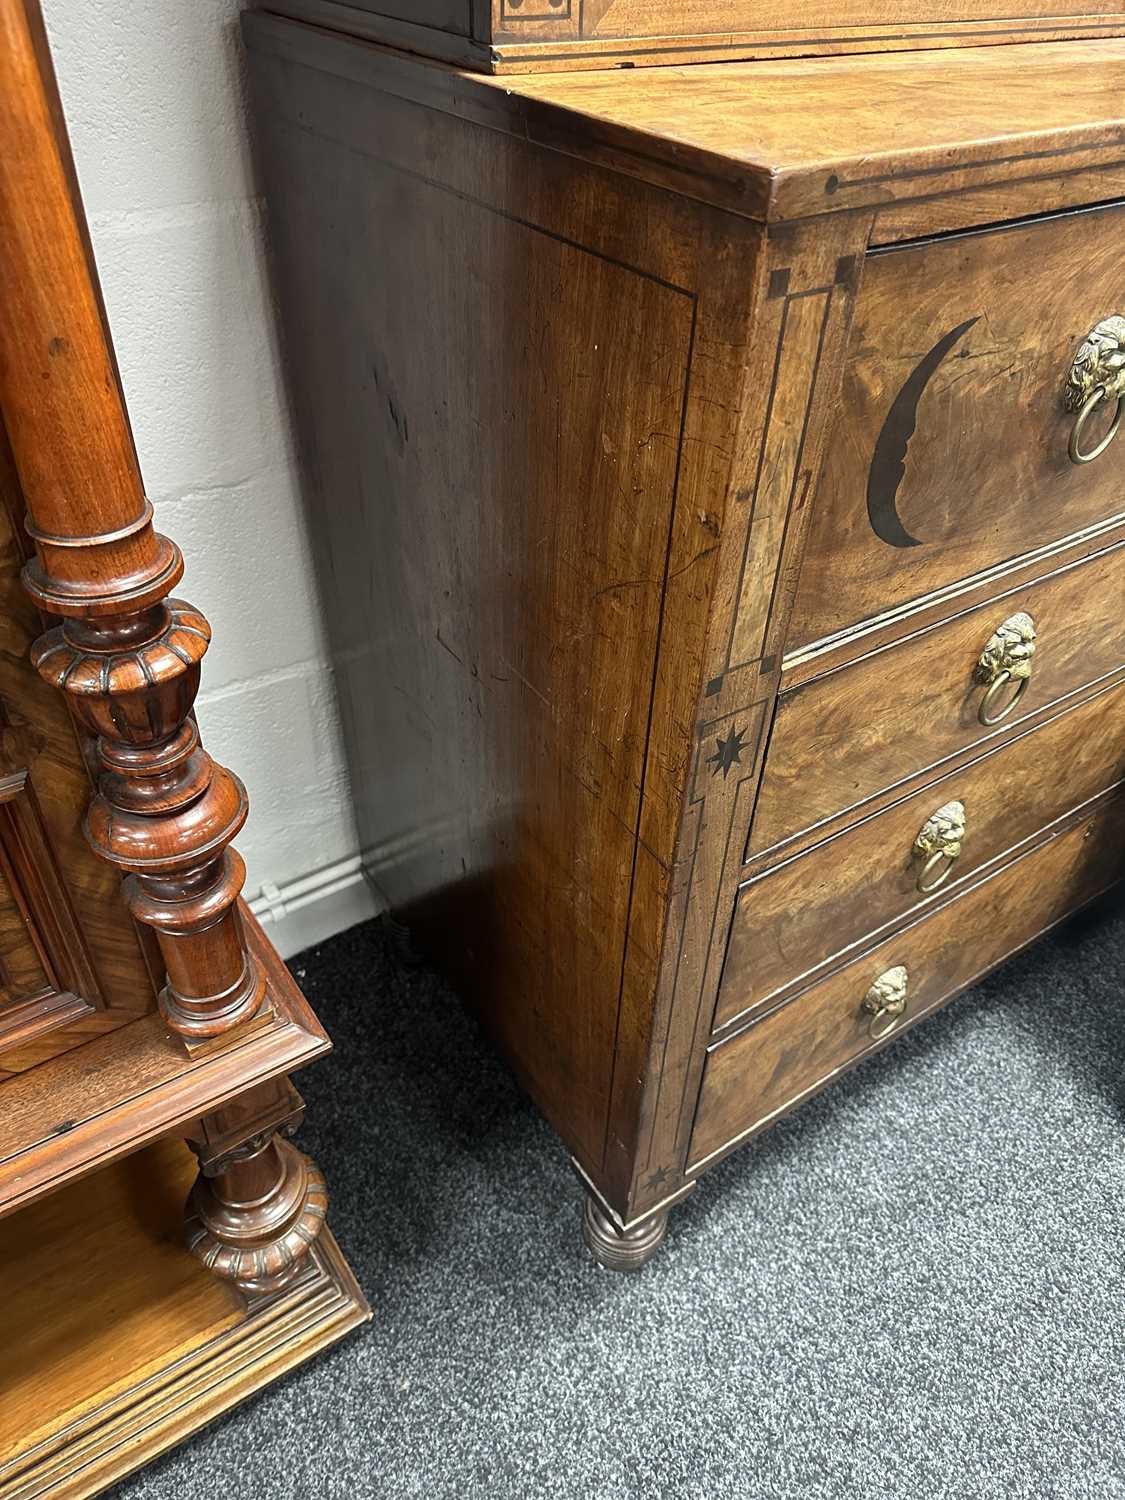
0, 913, 330, 1219
0, 1136, 369, 1499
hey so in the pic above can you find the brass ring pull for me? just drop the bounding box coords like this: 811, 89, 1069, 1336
1068, 384, 1123, 465
978, 669, 1030, 726
1064, 315, 1125, 467
913, 800, 966, 893
917, 850, 952, 892
974, 612, 1036, 727
862, 965, 909, 1041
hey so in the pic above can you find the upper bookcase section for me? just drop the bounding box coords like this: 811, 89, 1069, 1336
264, 0, 1125, 72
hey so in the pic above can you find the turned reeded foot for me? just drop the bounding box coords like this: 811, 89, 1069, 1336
582, 1195, 668, 1271
186, 1135, 327, 1296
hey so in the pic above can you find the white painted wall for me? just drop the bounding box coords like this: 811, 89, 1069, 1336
41, 0, 378, 954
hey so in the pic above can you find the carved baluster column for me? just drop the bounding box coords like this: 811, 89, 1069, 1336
0, 0, 328, 1293
0, 0, 263, 1044
185, 1077, 328, 1296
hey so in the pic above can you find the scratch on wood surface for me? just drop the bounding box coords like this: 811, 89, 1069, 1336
504, 659, 552, 709
434, 629, 463, 666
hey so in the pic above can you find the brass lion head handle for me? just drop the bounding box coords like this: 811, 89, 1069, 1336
1064, 314, 1125, 464
913, 799, 966, 894
862, 965, 909, 1041
974, 611, 1036, 726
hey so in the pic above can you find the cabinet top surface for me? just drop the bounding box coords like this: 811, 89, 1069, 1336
481, 37, 1125, 217
247, 15, 1125, 222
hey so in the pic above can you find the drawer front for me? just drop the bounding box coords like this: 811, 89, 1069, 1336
692, 789, 1125, 1170
752, 538, 1125, 856
790, 201, 1125, 649
493, 2, 1119, 55
280, 1, 1125, 66
720, 674, 1125, 1029
526, 0, 1101, 35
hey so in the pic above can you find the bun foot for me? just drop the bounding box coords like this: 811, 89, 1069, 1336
582, 1195, 667, 1271
187, 1135, 327, 1296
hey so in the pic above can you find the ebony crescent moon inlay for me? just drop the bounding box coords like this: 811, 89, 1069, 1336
867, 316, 980, 548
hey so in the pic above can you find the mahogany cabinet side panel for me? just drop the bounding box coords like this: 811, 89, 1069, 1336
0, 430, 156, 1079
245, 39, 747, 1176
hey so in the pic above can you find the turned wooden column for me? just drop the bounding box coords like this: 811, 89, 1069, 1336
0, 0, 331, 1296
186, 1076, 328, 1294
0, 0, 265, 1044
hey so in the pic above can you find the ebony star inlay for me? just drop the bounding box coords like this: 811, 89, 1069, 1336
707, 724, 748, 779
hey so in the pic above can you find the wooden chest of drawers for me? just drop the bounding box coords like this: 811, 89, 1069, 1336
244, 21, 1125, 1266
264, 0, 1125, 71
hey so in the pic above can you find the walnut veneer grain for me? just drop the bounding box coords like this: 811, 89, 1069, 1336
753, 540, 1125, 857
722, 675, 1125, 1030
791, 201, 1125, 648
245, 15, 1125, 1257
694, 789, 1125, 1170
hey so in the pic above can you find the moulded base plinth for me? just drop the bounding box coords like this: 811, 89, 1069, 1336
0, 1137, 369, 1500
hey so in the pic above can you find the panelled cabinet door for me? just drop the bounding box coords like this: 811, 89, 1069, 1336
0, 438, 157, 1083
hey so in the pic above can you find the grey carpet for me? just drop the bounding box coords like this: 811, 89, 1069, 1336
111, 897, 1125, 1500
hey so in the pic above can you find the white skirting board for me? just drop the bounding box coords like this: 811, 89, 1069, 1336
249, 853, 385, 959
